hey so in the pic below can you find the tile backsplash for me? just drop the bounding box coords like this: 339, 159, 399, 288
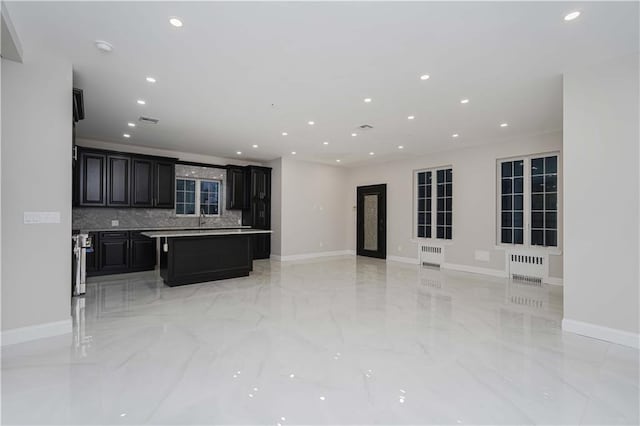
73, 164, 243, 230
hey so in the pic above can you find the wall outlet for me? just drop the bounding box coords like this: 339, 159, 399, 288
111, 220, 119, 227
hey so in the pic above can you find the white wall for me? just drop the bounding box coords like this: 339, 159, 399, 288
1, 54, 73, 336
278, 158, 351, 258
563, 52, 639, 345
268, 158, 282, 256
346, 131, 563, 278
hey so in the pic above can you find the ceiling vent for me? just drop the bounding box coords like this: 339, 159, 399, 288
358, 124, 373, 130
138, 116, 159, 124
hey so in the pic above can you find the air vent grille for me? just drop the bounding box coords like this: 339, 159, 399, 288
359, 124, 373, 129
139, 116, 159, 124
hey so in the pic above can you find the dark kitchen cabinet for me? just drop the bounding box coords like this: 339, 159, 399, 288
107, 155, 130, 206
242, 166, 271, 259
78, 151, 106, 206
86, 232, 99, 274
99, 232, 130, 273
226, 166, 247, 210
131, 158, 154, 207
130, 232, 157, 271
154, 161, 175, 208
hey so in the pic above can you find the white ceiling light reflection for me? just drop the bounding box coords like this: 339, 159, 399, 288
319, 396, 326, 401
289, 373, 295, 379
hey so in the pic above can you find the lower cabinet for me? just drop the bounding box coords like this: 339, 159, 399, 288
253, 234, 270, 260
87, 231, 156, 277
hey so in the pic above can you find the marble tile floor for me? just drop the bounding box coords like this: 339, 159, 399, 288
2, 256, 638, 425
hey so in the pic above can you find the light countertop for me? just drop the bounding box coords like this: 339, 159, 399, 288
141, 229, 273, 238
77, 226, 251, 233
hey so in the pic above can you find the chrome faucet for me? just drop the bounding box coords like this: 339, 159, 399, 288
198, 208, 206, 227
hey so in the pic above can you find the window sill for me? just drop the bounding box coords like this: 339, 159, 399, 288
494, 245, 562, 256
410, 237, 455, 246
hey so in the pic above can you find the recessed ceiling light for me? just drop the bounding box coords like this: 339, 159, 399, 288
146, 76, 156, 83
500, 123, 509, 128
252, 144, 258, 148
420, 74, 430, 80
398, 145, 404, 149
94, 40, 113, 52
123, 133, 130, 138
137, 99, 146, 105
323, 141, 329, 145
291, 151, 297, 155
308, 121, 315, 125
351, 133, 357, 137
169, 17, 183, 27
452, 133, 459, 138
336, 159, 341, 163
363, 98, 372, 103
564, 11, 581, 21
127, 122, 135, 127
407, 115, 415, 120
460, 99, 469, 104
369, 152, 375, 156
236, 151, 242, 155
282, 132, 288, 136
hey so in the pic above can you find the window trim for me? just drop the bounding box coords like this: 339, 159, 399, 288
414, 165, 454, 242
496, 151, 562, 251
175, 177, 222, 217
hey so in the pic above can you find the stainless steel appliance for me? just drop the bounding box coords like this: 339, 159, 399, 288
72, 233, 91, 296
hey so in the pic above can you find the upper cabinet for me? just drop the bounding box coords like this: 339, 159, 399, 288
75, 147, 175, 209
78, 151, 106, 206
226, 166, 247, 210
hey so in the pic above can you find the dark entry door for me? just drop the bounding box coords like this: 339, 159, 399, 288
357, 184, 387, 259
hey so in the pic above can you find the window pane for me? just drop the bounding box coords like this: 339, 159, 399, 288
185, 204, 195, 215
418, 227, 425, 238
445, 212, 452, 226
186, 180, 195, 191
545, 175, 557, 192
418, 185, 426, 198
501, 162, 512, 178
514, 212, 523, 228
418, 212, 425, 225
502, 195, 512, 210
176, 180, 184, 191
437, 184, 445, 197
418, 172, 426, 185
445, 169, 452, 183
445, 227, 452, 240
514, 160, 524, 177
545, 230, 557, 246
176, 204, 184, 214
502, 212, 512, 227
416, 171, 432, 238
532, 212, 544, 228
176, 192, 184, 202
437, 213, 444, 226
437, 226, 445, 239
502, 179, 512, 194
532, 194, 544, 210
545, 156, 557, 174
501, 228, 512, 243
531, 230, 544, 246
437, 198, 444, 211
445, 198, 452, 211
545, 193, 557, 210
531, 158, 544, 175
186, 192, 195, 203
514, 228, 524, 244
446, 183, 452, 197
418, 199, 426, 211
437, 169, 445, 182
545, 212, 557, 229
514, 195, 523, 211
531, 175, 544, 193
436, 169, 452, 240
513, 177, 523, 194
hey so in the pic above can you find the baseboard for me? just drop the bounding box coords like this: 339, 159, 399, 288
387, 255, 420, 265
275, 250, 355, 261
562, 318, 639, 349
1, 318, 72, 346
546, 277, 563, 286
441, 262, 509, 278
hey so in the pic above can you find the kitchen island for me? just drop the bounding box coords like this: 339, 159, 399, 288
142, 229, 272, 286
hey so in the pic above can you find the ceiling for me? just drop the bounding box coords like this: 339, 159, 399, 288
6, 1, 639, 166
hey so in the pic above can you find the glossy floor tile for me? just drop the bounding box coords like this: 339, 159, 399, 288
2, 256, 638, 425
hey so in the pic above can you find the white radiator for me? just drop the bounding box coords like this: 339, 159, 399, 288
419, 244, 444, 266
507, 251, 547, 284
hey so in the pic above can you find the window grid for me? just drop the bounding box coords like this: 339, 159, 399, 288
200, 180, 220, 215
416, 171, 432, 238
500, 160, 524, 244
176, 179, 196, 215
531, 156, 558, 247
436, 169, 453, 240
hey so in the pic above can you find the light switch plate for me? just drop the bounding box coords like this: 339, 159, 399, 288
111, 220, 119, 227
24, 211, 60, 224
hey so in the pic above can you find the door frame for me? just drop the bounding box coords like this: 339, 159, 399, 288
356, 184, 387, 259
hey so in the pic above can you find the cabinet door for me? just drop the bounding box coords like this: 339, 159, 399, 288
130, 235, 156, 270
253, 234, 271, 259
99, 234, 130, 272
107, 155, 130, 206
86, 232, 100, 275
226, 167, 247, 210
154, 161, 175, 208
131, 158, 154, 207
79, 151, 106, 206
